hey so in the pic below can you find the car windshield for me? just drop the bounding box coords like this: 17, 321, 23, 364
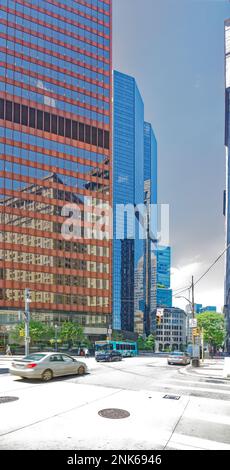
23, 354, 46, 362
171, 352, 183, 356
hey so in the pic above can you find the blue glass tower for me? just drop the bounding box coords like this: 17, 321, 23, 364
113, 71, 144, 333
156, 246, 172, 308
144, 122, 158, 334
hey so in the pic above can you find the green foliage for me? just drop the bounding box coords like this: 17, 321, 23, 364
197, 312, 225, 348
112, 331, 124, 341
10, 321, 53, 345
59, 322, 84, 347
137, 334, 155, 351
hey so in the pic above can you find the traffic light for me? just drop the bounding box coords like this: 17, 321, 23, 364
192, 328, 200, 337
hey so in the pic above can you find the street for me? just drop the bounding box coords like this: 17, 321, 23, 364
0, 356, 230, 450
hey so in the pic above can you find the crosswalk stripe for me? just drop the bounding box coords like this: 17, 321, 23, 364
149, 382, 230, 394
167, 432, 230, 450
167, 378, 230, 388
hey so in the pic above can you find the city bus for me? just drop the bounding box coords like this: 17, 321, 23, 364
95, 340, 138, 358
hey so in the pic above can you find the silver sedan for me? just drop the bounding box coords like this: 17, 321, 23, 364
9, 352, 88, 381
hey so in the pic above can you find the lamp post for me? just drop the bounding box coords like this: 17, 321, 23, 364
54, 324, 58, 352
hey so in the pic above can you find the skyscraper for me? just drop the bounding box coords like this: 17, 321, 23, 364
224, 18, 230, 352
113, 70, 144, 333
156, 246, 172, 308
144, 122, 158, 334
0, 0, 112, 339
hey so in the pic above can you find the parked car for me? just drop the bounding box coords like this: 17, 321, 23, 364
95, 350, 122, 362
167, 351, 191, 366
9, 352, 88, 381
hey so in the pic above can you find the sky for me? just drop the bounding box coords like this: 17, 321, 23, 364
113, 0, 230, 312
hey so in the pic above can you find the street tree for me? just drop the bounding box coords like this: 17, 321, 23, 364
10, 321, 52, 346
59, 322, 85, 348
197, 312, 225, 351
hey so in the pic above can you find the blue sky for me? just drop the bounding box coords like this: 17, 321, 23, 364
113, 0, 230, 311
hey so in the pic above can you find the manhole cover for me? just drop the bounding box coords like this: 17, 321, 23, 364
163, 394, 180, 400
98, 408, 130, 419
0, 396, 19, 404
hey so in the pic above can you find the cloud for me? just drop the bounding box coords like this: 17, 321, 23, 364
171, 261, 224, 312
171, 261, 202, 292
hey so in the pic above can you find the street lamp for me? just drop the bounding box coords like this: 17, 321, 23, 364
54, 324, 58, 352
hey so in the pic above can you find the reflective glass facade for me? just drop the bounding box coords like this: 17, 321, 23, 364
0, 0, 112, 334
113, 71, 144, 332
156, 246, 172, 308
143, 122, 158, 334
225, 18, 230, 351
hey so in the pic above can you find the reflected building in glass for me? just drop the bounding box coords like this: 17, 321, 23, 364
0, 0, 112, 338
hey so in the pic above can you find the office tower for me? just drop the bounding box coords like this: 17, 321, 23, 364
224, 18, 230, 352
144, 122, 158, 334
113, 71, 144, 333
0, 0, 112, 339
156, 246, 172, 308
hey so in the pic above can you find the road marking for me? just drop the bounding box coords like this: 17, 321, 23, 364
168, 432, 230, 450
168, 378, 230, 388
150, 382, 230, 395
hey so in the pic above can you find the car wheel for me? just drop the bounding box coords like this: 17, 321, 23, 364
42, 369, 53, 382
119, 357, 122, 361
78, 366, 85, 375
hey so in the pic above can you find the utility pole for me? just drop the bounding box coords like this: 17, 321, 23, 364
24, 288, 30, 356
191, 275, 195, 319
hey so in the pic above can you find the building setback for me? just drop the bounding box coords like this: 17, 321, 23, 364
0, 0, 112, 339
225, 18, 230, 352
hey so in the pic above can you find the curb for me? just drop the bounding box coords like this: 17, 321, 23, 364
178, 366, 230, 382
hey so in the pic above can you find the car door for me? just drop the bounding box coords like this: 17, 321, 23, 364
48, 354, 65, 377
60, 354, 76, 375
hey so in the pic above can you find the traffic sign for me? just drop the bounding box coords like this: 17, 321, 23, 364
189, 319, 197, 328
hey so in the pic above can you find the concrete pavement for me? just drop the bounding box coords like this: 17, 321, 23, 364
0, 357, 230, 450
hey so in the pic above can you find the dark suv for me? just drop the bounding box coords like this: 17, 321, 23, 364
95, 350, 122, 362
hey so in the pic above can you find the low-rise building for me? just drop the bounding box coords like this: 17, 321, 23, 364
151, 307, 187, 352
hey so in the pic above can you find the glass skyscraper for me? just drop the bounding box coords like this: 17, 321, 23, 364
144, 121, 158, 334
0, 0, 112, 338
113, 71, 144, 333
156, 246, 172, 308
225, 18, 230, 352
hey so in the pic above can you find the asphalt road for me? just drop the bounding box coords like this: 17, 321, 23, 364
0, 356, 230, 450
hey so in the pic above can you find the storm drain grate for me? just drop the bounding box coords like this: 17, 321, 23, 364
0, 396, 19, 404
98, 408, 130, 419
163, 394, 180, 400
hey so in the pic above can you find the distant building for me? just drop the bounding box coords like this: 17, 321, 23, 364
151, 307, 187, 352
194, 304, 203, 314
199, 306, 217, 313
156, 247, 172, 308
